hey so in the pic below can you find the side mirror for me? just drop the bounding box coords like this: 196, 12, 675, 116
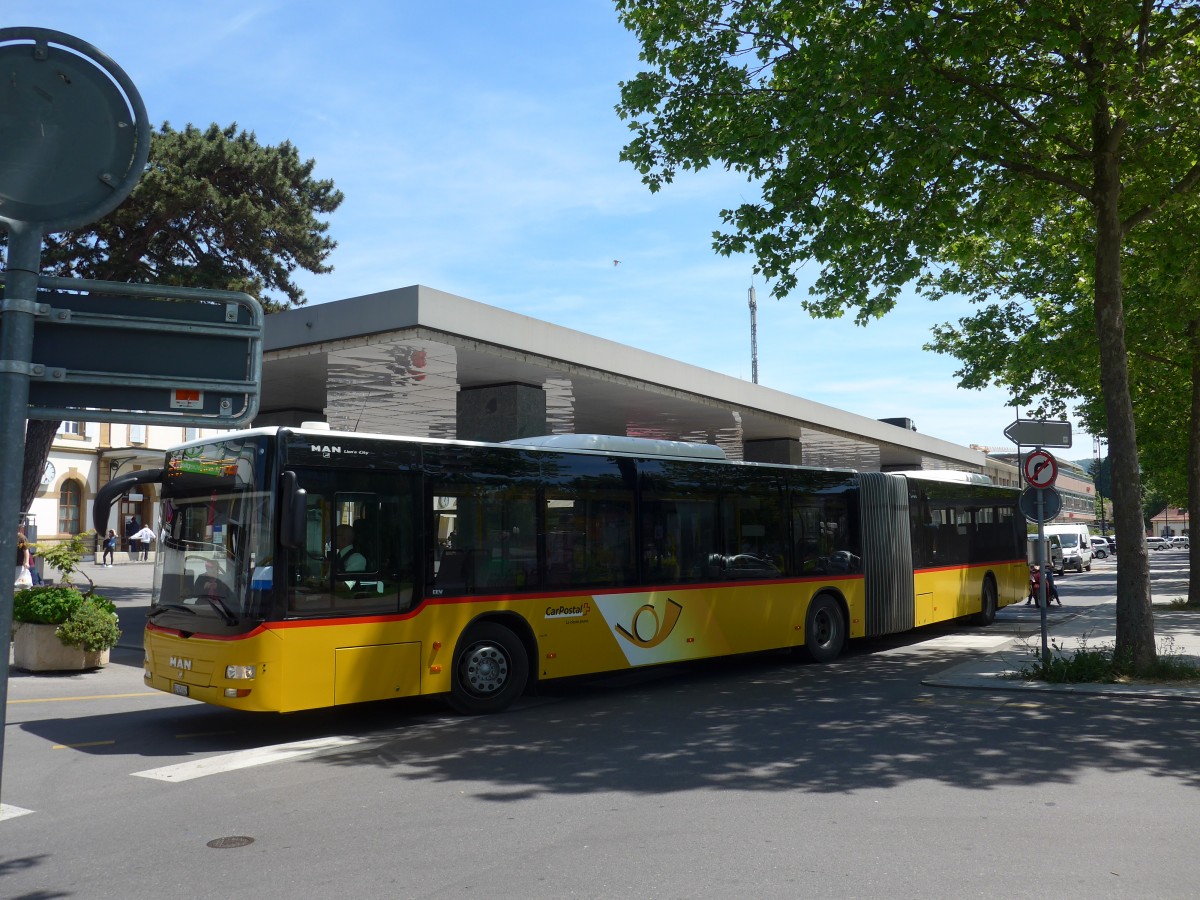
279, 471, 307, 549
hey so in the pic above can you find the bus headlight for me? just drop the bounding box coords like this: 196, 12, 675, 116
225, 664, 257, 680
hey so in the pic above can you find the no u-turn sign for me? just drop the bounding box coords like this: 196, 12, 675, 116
1023, 449, 1058, 488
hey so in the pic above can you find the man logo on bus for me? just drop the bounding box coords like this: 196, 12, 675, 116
615, 598, 683, 649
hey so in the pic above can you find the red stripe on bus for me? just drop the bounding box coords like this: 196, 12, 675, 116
147, 572, 867, 637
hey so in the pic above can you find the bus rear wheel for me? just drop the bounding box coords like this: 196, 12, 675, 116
804, 594, 845, 663
971, 577, 997, 626
449, 622, 529, 714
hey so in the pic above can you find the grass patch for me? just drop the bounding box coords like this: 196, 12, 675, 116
1165, 597, 1200, 610
1017, 633, 1200, 684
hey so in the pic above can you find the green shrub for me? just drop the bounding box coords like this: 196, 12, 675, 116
55, 598, 122, 652
1018, 633, 1200, 683
12, 585, 85, 625
35, 531, 96, 592
1167, 597, 1200, 610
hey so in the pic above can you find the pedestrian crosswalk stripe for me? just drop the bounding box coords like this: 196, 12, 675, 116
131, 735, 362, 782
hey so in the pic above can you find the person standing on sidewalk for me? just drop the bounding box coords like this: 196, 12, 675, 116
15, 529, 32, 588
132, 523, 156, 561
102, 529, 117, 567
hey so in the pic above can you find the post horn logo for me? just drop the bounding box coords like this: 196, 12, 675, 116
615, 599, 683, 648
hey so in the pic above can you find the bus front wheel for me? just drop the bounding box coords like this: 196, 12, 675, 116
449, 622, 529, 714
805, 594, 845, 663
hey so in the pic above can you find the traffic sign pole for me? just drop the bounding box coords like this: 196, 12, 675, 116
1037, 490, 1049, 661
0, 224, 42, 800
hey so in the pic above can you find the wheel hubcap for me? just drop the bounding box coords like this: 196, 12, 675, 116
462, 643, 509, 696
814, 610, 833, 645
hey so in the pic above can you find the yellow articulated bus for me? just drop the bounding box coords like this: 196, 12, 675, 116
95, 427, 1026, 715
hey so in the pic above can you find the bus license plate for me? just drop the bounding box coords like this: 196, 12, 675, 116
173, 683, 189, 697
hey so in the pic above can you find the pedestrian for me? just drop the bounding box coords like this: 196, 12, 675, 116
27, 542, 42, 585
102, 529, 117, 567
125, 516, 138, 553
14, 529, 32, 588
132, 523, 156, 561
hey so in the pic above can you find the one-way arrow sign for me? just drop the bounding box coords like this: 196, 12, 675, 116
1004, 419, 1072, 448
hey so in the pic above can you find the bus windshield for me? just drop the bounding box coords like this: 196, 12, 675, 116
150, 435, 275, 635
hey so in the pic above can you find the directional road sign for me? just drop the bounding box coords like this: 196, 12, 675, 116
2, 274, 263, 427
1023, 449, 1058, 488
1004, 418, 1072, 448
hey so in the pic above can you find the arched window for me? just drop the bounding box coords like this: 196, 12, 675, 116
58, 480, 83, 535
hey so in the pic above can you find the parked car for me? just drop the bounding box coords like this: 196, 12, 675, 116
1146, 536, 1171, 551
1170, 535, 1190, 549
1089, 536, 1109, 559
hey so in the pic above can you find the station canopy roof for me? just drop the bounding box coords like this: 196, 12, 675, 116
259, 285, 985, 473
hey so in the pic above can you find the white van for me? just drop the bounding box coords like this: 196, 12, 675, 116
1044, 523, 1093, 572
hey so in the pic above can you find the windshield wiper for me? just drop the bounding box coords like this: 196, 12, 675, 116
148, 604, 197, 619
193, 594, 239, 626
148, 597, 239, 626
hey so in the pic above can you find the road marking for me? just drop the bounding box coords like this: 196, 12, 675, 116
880, 634, 1013, 656
132, 735, 363, 782
7, 692, 159, 704
53, 740, 117, 750
0, 803, 34, 822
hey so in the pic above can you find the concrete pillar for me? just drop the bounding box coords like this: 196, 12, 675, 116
456, 383, 547, 443
743, 438, 803, 466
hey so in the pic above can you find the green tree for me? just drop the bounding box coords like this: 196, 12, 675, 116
616, 0, 1200, 669
5, 122, 343, 516
930, 205, 1200, 594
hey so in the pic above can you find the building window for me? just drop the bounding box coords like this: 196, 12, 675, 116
130, 424, 147, 444
58, 421, 82, 436
184, 427, 199, 442
58, 480, 83, 534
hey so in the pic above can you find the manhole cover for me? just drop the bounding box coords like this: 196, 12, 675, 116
206, 836, 255, 849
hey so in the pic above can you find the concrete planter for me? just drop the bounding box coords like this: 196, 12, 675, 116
11, 621, 110, 672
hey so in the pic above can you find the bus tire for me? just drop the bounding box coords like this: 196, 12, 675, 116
449, 622, 529, 715
804, 594, 845, 663
972, 576, 998, 626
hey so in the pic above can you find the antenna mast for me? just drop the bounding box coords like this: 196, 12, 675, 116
748, 285, 758, 384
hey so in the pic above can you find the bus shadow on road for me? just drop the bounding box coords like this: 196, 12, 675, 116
296, 644, 1200, 800
15, 617, 1200, 801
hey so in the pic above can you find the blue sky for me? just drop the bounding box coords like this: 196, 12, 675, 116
8, 0, 1064, 451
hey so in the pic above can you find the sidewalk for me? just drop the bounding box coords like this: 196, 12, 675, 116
924, 599, 1200, 701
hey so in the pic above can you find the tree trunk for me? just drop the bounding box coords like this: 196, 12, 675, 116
1092, 121, 1156, 669
1190, 320, 1200, 605
20, 419, 60, 514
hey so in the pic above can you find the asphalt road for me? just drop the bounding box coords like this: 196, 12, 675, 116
3, 553, 1198, 899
